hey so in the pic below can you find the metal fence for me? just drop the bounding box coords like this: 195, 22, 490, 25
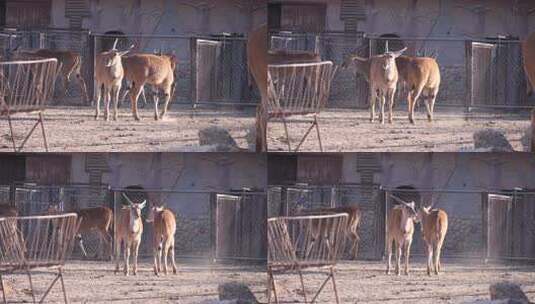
270, 31, 534, 110
267, 183, 383, 260
383, 187, 535, 262
0, 28, 260, 108
0, 184, 267, 262
110, 187, 267, 262
269, 184, 535, 262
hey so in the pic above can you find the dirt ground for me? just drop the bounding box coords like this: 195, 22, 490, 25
266, 109, 531, 152
270, 259, 535, 303
1, 259, 267, 303
0, 105, 256, 152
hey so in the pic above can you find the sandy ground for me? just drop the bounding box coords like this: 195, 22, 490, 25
0, 105, 256, 152
266, 109, 531, 152
270, 259, 535, 303
1, 259, 267, 303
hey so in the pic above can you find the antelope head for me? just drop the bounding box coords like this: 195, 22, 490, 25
380, 47, 407, 81
122, 193, 146, 230
102, 39, 134, 67
146, 204, 165, 223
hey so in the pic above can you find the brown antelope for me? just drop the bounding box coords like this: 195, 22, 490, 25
386, 199, 417, 275
522, 32, 535, 96
115, 194, 146, 276
94, 39, 133, 121
48, 204, 114, 259
395, 56, 441, 123
121, 53, 177, 121
344, 48, 407, 124
298, 206, 361, 259
146, 205, 177, 275
417, 204, 448, 275
14, 48, 89, 103
247, 24, 269, 151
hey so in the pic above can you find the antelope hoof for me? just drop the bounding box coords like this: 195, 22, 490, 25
173, 269, 177, 275
134, 116, 141, 121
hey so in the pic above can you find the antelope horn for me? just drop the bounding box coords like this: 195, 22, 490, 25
122, 193, 134, 206
112, 38, 119, 51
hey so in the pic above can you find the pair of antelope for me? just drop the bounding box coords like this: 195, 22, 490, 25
46, 195, 177, 276
386, 197, 448, 276
342, 48, 441, 124
95, 39, 177, 121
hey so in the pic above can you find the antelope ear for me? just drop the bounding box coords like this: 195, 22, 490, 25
391, 47, 407, 58
408, 201, 415, 210
139, 200, 147, 210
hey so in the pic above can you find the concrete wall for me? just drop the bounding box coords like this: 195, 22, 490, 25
283, 0, 535, 38
69, 152, 266, 216
50, 0, 266, 34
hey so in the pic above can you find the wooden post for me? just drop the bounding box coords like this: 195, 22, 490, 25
531, 109, 535, 153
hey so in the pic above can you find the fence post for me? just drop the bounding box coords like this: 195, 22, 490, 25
531, 109, 535, 152
481, 192, 489, 263
209, 192, 217, 263
190, 37, 198, 109
464, 40, 473, 113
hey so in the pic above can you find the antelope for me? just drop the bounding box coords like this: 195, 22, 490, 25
13, 48, 89, 104
121, 53, 177, 121
343, 48, 407, 124
522, 32, 535, 96
417, 204, 448, 275
298, 206, 361, 259
94, 39, 133, 121
396, 56, 441, 123
386, 199, 417, 275
247, 24, 268, 151
115, 194, 146, 276
48, 204, 114, 259
146, 204, 177, 275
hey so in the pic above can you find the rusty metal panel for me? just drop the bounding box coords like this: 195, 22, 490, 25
25, 155, 71, 185
297, 154, 343, 184
6, 0, 51, 28
486, 193, 513, 259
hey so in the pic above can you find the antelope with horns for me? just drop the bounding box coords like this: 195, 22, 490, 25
395, 55, 441, 124
13, 47, 89, 104
386, 197, 417, 275
146, 204, 178, 275
121, 52, 177, 121
115, 194, 146, 276
48, 204, 113, 259
94, 39, 133, 120
417, 202, 448, 275
343, 48, 407, 124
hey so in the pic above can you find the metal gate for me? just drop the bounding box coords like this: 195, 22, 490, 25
468, 40, 530, 109
214, 192, 267, 261
485, 193, 513, 260
192, 36, 251, 107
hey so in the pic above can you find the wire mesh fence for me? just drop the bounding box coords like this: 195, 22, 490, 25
383, 187, 535, 262
0, 28, 259, 108
269, 184, 535, 262
269, 31, 534, 110
267, 184, 382, 260
92, 33, 256, 109
111, 187, 267, 262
